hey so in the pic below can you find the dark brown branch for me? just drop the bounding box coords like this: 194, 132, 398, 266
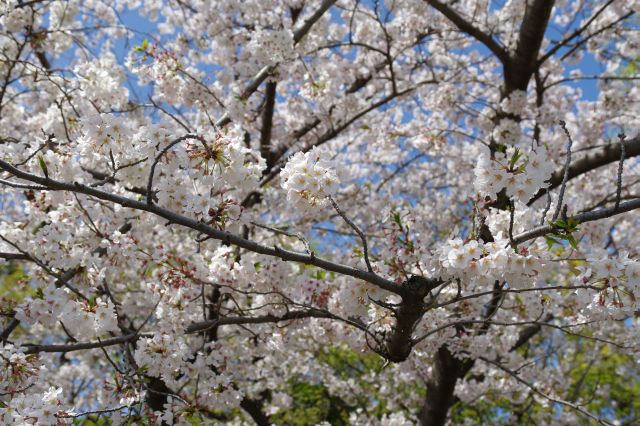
0, 158, 403, 294
505, 0, 555, 92
22, 333, 137, 354
186, 308, 365, 334
259, 81, 277, 170
0, 251, 31, 261
423, 0, 509, 64
0, 318, 20, 343
419, 346, 473, 426
20, 308, 363, 354
385, 276, 442, 362
239, 398, 270, 426
514, 198, 640, 245
215, 0, 336, 128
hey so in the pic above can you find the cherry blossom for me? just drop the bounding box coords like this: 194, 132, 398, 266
0, 0, 639, 425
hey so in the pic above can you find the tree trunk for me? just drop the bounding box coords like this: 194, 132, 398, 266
419, 346, 473, 426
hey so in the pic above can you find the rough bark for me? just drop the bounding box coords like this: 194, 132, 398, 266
385, 276, 442, 362
239, 398, 271, 426
419, 346, 473, 426
504, 0, 556, 92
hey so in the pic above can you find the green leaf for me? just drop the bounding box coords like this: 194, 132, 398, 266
565, 233, 578, 250
392, 211, 402, 228
509, 147, 521, 168
37, 155, 48, 178
544, 235, 562, 250
549, 218, 567, 229
34, 287, 44, 300
567, 217, 581, 231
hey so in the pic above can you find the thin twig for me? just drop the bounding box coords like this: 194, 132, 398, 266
480, 356, 614, 425
329, 195, 373, 272
0, 178, 49, 190
57, 403, 138, 419
554, 120, 574, 220
514, 197, 640, 246
508, 200, 516, 249
540, 189, 552, 225
615, 132, 626, 211
251, 222, 312, 255
146, 134, 201, 205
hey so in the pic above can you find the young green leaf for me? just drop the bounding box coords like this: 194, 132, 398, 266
37, 155, 48, 178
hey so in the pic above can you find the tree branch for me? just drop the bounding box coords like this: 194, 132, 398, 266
1, 158, 402, 294
479, 356, 614, 425
423, 0, 509, 64
215, 0, 337, 128
537, 0, 618, 65
505, 0, 555, 91
515, 198, 640, 245
329, 196, 373, 273
259, 81, 277, 170
529, 135, 640, 205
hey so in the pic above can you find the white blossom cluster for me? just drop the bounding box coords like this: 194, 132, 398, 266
138, 127, 266, 225
280, 147, 340, 210
0, 1, 30, 33
16, 288, 119, 339
134, 333, 192, 380
492, 118, 523, 145
246, 29, 296, 65
500, 90, 528, 115
474, 146, 554, 202
432, 236, 543, 288
577, 253, 640, 317
0, 344, 41, 396
0, 344, 70, 424
0, 386, 67, 425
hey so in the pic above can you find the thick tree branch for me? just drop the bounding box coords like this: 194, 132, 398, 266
419, 346, 473, 426
0, 251, 30, 261
22, 333, 138, 354
259, 81, 277, 171
505, 0, 555, 91
0, 159, 401, 294
20, 309, 365, 354
186, 308, 364, 334
240, 397, 270, 426
0, 318, 20, 343
515, 198, 640, 245
385, 276, 442, 362
423, 0, 509, 64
